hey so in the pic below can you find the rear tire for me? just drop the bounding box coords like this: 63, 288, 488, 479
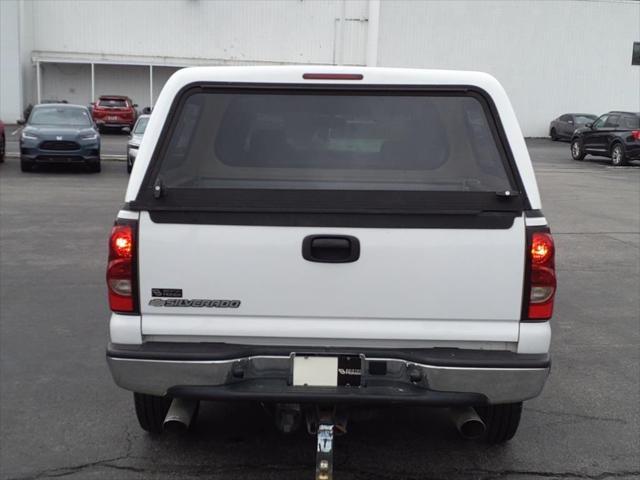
550, 128, 558, 141
570, 139, 586, 161
0, 134, 5, 162
476, 402, 523, 444
133, 393, 172, 434
20, 158, 34, 172
611, 143, 627, 167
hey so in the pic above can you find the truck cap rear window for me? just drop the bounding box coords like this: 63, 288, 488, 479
138, 86, 523, 214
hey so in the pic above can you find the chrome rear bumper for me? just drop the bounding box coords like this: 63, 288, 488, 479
107, 345, 550, 405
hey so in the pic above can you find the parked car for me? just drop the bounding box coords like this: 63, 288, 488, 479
570, 111, 640, 166
106, 66, 555, 477
19, 104, 101, 172
126, 114, 150, 173
0, 120, 5, 162
91, 95, 138, 132
549, 113, 596, 141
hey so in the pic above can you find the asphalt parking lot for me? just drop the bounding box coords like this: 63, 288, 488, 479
0, 139, 638, 480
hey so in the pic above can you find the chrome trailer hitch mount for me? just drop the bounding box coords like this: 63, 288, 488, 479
306, 406, 348, 480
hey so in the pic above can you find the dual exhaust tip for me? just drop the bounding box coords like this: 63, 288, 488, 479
161, 399, 486, 440
449, 406, 486, 440
163, 398, 198, 433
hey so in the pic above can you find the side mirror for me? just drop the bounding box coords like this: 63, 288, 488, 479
133, 104, 138, 108
17, 119, 25, 126
585, 122, 593, 129
122, 126, 131, 134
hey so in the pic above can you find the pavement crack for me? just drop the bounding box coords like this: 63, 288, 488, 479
5, 456, 144, 480
465, 468, 640, 479
7, 429, 140, 480
7, 461, 311, 480
527, 407, 627, 425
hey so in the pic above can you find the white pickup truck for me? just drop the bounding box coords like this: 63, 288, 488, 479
106, 66, 555, 476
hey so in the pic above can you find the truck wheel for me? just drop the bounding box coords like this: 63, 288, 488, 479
611, 143, 627, 167
570, 139, 586, 161
476, 402, 522, 444
133, 392, 172, 434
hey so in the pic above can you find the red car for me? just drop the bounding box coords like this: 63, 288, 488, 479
0, 120, 5, 162
91, 95, 137, 132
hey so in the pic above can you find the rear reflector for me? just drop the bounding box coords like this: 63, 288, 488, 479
524, 230, 556, 321
107, 221, 138, 314
303, 73, 364, 80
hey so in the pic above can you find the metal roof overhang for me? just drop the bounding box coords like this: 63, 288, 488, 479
30, 50, 299, 68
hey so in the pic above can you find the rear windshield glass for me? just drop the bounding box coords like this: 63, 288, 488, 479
99, 98, 127, 108
134, 117, 149, 134
154, 91, 514, 193
29, 107, 92, 126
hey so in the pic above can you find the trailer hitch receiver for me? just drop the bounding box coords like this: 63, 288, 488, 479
316, 418, 334, 480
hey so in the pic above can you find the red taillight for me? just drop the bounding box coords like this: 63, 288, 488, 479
107, 222, 138, 313
111, 226, 133, 258
303, 73, 364, 80
531, 233, 553, 264
631, 130, 640, 141
525, 231, 556, 320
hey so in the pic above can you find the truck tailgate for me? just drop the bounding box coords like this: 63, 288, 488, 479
139, 213, 524, 343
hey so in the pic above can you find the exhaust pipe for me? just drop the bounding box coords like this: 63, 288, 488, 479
163, 398, 198, 432
450, 407, 486, 440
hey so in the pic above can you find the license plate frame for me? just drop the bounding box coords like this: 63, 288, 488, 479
291, 353, 364, 387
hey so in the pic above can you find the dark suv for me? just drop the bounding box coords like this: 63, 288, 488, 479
570, 111, 640, 166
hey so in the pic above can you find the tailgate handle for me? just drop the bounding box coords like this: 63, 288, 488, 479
302, 235, 360, 263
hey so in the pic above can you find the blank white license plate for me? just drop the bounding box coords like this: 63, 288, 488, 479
292, 356, 338, 387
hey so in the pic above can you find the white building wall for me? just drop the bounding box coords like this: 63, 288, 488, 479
30, 0, 367, 65
152, 67, 182, 105
0, 0, 23, 122
377, 0, 640, 136
40, 64, 183, 111
94, 65, 151, 109
1, 0, 639, 135
40, 63, 91, 106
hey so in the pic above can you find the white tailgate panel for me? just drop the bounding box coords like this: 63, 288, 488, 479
139, 213, 525, 342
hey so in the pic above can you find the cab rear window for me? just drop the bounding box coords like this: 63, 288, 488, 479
154, 89, 515, 193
